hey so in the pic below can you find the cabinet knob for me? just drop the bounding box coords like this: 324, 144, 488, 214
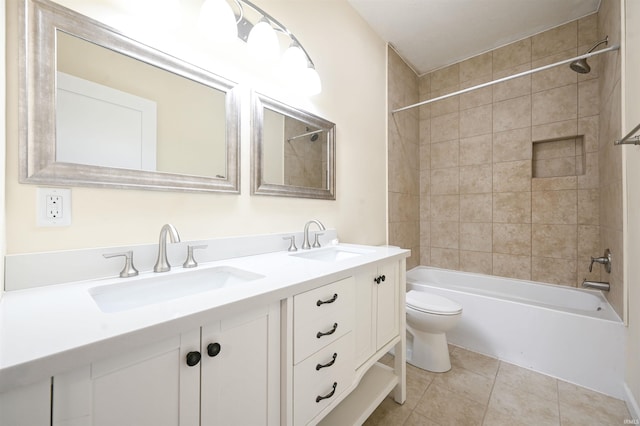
207, 342, 222, 357
186, 351, 201, 367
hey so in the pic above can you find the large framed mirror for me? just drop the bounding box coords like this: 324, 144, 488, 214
251, 92, 335, 199
19, 0, 240, 193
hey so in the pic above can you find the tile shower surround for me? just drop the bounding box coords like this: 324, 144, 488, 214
388, 8, 623, 315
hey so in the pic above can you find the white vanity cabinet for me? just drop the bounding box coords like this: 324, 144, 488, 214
354, 261, 400, 367
52, 303, 280, 426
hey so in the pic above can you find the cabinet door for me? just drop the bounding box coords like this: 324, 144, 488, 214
200, 303, 280, 426
52, 334, 198, 426
376, 261, 399, 349
354, 266, 376, 367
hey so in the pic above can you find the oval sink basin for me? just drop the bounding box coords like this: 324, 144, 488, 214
90, 266, 264, 313
291, 246, 374, 262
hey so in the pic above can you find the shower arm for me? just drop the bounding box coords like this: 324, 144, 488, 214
392, 43, 620, 114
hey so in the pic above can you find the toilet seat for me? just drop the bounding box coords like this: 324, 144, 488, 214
406, 290, 462, 315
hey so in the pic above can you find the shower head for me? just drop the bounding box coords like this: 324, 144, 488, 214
570, 36, 609, 74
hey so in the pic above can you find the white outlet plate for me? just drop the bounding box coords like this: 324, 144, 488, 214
37, 187, 72, 227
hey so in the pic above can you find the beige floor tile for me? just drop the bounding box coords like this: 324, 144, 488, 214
363, 396, 414, 426
450, 347, 500, 379
431, 364, 495, 405
414, 384, 486, 426
495, 362, 558, 402
558, 380, 631, 426
484, 380, 559, 425
403, 411, 442, 426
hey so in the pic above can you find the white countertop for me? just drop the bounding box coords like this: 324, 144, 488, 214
0, 243, 409, 393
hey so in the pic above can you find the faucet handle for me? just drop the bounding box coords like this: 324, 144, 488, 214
283, 236, 298, 252
313, 232, 324, 248
103, 250, 139, 278
183, 245, 208, 268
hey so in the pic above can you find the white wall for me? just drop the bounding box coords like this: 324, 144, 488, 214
1, 0, 6, 297
4, 0, 388, 255
623, 0, 640, 417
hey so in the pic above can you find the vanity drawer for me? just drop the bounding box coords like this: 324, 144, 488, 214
293, 332, 355, 426
293, 277, 355, 363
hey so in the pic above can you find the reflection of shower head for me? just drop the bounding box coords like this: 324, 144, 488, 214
570, 36, 609, 74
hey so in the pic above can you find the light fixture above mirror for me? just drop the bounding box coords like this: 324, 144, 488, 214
197, 0, 322, 96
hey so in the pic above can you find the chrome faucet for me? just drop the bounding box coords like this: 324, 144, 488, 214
154, 224, 181, 273
589, 248, 612, 274
302, 219, 326, 250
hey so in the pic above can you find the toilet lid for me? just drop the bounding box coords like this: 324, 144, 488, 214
406, 290, 462, 315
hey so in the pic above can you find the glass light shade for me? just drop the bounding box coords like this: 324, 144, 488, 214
247, 19, 279, 63
197, 0, 237, 44
282, 44, 307, 72
301, 66, 322, 95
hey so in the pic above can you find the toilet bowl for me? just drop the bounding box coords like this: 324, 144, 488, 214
406, 290, 462, 372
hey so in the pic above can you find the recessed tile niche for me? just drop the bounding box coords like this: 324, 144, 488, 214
532, 136, 585, 178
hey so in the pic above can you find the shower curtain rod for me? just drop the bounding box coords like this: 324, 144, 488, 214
391, 44, 620, 114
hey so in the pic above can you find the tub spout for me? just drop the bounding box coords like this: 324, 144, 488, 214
581, 279, 610, 292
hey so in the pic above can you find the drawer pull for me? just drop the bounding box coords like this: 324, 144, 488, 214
315, 382, 338, 403
316, 323, 338, 339
316, 293, 338, 306
374, 275, 386, 284
316, 353, 338, 371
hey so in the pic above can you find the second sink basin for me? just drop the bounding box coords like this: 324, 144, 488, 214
90, 266, 264, 313
291, 246, 374, 262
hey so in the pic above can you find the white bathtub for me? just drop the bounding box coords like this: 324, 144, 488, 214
407, 266, 625, 398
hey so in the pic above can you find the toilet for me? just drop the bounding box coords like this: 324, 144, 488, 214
405, 290, 462, 373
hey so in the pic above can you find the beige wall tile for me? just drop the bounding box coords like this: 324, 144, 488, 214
579, 79, 600, 118
531, 21, 577, 61
532, 224, 577, 259
431, 222, 459, 249
493, 95, 532, 132
420, 142, 431, 171
532, 190, 577, 224
460, 52, 492, 83
460, 194, 492, 222
578, 13, 598, 47
532, 256, 577, 286
493, 38, 531, 73
493, 128, 532, 162
492, 253, 531, 280
420, 220, 431, 251
493, 192, 531, 223
460, 251, 493, 275
460, 222, 493, 252
460, 104, 492, 139
431, 112, 459, 143
460, 165, 492, 194
431, 168, 459, 195
531, 176, 577, 192
577, 152, 598, 189
531, 49, 578, 93
533, 157, 577, 178
493, 65, 531, 102
532, 84, 578, 125
532, 119, 578, 141
431, 194, 460, 222
460, 134, 492, 166
493, 223, 531, 255
577, 189, 599, 225
431, 140, 459, 169
578, 116, 599, 153
430, 248, 460, 270
578, 224, 601, 282
430, 94, 459, 118
460, 81, 492, 110
431, 64, 460, 92
420, 170, 430, 197
493, 160, 532, 192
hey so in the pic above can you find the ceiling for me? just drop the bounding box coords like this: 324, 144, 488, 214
347, 0, 601, 75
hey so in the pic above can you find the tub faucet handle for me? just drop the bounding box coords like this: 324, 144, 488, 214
589, 248, 612, 274
103, 250, 139, 278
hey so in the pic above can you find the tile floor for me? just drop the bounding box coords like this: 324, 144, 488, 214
365, 346, 633, 426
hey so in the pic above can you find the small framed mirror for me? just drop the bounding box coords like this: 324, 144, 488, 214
19, 0, 240, 193
251, 92, 335, 199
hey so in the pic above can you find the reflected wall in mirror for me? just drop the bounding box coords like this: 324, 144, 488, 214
252, 92, 335, 199
20, 0, 240, 192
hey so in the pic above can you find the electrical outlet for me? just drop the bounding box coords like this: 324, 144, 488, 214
37, 188, 71, 227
